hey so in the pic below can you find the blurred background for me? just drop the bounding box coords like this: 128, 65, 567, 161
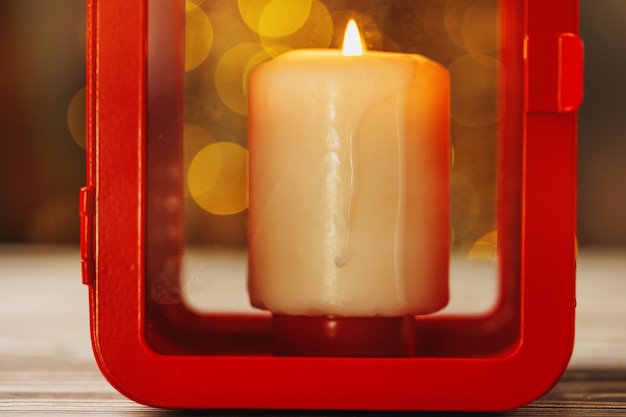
0, 0, 623, 248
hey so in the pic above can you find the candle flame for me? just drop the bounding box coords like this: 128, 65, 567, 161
342, 19, 364, 56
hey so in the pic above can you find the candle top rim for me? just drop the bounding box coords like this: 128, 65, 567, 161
270, 48, 443, 66
251, 48, 448, 72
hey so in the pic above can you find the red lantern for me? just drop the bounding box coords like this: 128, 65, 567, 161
80, 0, 582, 411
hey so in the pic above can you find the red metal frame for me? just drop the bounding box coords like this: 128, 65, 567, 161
81, 0, 582, 411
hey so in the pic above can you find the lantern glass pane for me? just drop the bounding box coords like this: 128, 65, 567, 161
146, 0, 508, 322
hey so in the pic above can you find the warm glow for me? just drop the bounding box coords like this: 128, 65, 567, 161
187, 142, 249, 215
342, 19, 363, 56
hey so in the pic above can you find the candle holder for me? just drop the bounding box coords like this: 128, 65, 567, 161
81, 0, 582, 411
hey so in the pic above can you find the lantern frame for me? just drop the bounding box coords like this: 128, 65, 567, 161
80, 0, 582, 411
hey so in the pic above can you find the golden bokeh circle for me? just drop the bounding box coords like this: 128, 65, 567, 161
184, 124, 215, 156
186, 4, 214, 71
462, 0, 499, 54
215, 42, 270, 115
237, 0, 269, 32
468, 230, 497, 260
238, 0, 312, 37
183, 125, 215, 198
259, 0, 313, 38
207, 10, 256, 59
67, 87, 86, 149
444, 0, 499, 54
242, 49, 276, 95
260, 0, 333, 55
448, 53, 502, 127
187, 142, 249, 215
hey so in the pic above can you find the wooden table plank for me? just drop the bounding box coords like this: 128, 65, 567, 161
0, 368, 625, 416
0, 246, 625, 415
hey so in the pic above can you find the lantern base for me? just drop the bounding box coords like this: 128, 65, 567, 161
272, 314, 414, 357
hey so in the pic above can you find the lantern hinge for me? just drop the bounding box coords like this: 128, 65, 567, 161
525, 33, 584, 113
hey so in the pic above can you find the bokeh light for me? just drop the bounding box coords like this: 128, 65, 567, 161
444, 0, 498, 54
468, 230, 497, 260
183, 124, 215, 196
184, 124, 215, 156
242, 49, 277, 95
215, 42, 271, 115
260, 0, 333, 55
449, 53, 501, 127
67, 87, 86, 149
190, 88, 249, 131
239, 0, 312, 37
259, 0, 313, 38
237, 0, 270, 33
177, 0, 502, 253
461, 0, 499, 54
187, 142, 249, 215
204, 10, 256, 59
185, 3, 213, 71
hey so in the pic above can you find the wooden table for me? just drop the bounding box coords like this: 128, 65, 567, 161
1, 246, 625, 415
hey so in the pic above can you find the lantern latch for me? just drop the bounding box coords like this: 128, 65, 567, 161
525, 33, 584, 113
79, 185, 95, 286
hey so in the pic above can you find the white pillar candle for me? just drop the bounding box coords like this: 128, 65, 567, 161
247, 21, 450, 317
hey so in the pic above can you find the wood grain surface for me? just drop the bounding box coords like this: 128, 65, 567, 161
1, 246, 625, 415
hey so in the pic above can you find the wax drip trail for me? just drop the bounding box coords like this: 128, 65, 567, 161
393, 94, 407, 305
335, 114, 357, 268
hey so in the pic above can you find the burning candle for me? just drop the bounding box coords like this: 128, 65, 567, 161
247, 20, 450, 318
